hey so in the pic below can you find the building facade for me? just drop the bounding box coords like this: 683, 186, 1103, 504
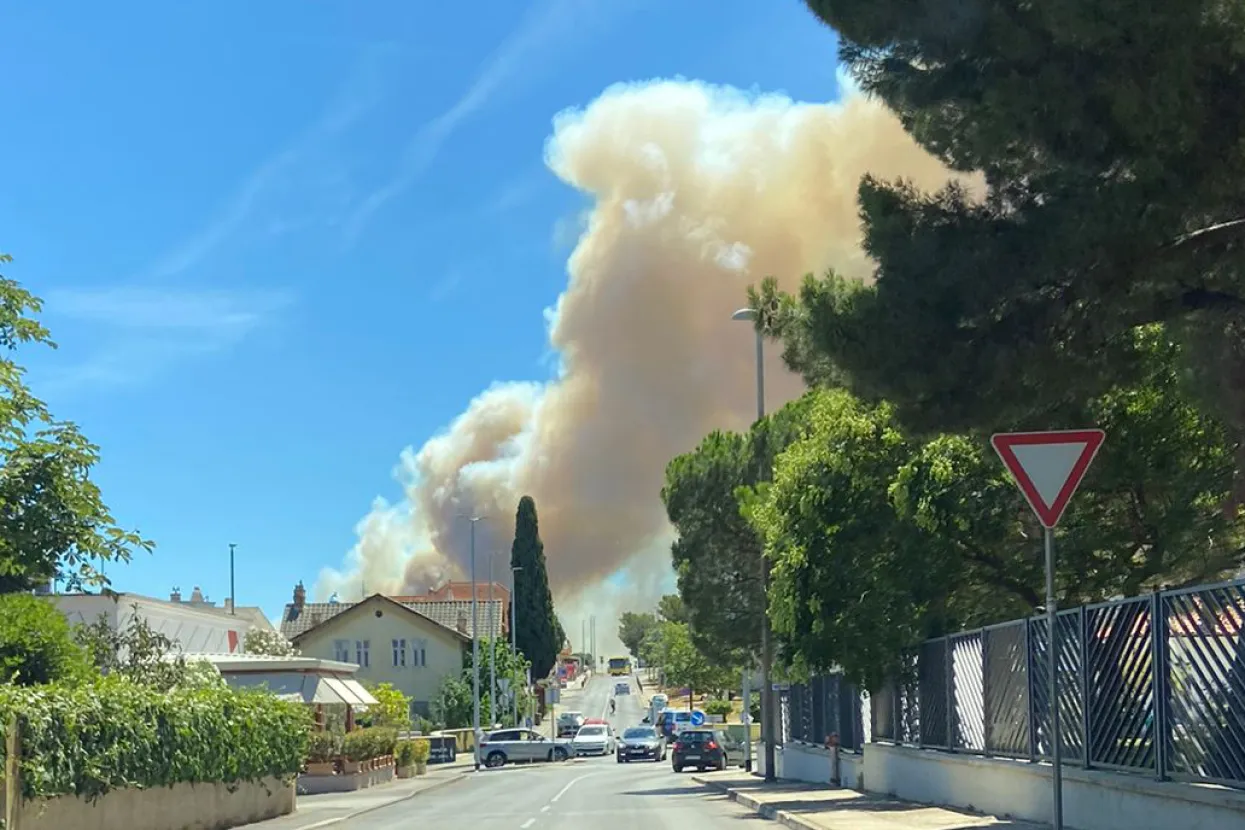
53, 591, 271, 654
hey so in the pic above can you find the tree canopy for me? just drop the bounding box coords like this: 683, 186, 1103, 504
0, 256, 153, 593
510, 496, 560, 682
617, 611, 659, 661
785, 2, 1245, 461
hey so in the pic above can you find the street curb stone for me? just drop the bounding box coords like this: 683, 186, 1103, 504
692, 775, 822, 830
291, 771, 470, 830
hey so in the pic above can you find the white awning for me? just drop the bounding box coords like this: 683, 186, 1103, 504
225, 673, 378, 707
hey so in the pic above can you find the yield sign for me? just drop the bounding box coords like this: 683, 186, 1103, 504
991, 430, 1105, 528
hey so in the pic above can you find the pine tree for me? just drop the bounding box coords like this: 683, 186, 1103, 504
510, 496, 560, 681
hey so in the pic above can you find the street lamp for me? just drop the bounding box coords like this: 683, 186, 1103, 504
465, 515, 486, 770
488, 552, 502, 731
732, 306, 774, 780
511, 564, 523, 726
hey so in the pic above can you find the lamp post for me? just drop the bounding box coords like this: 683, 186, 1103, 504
466, 515, 485, 770
488, 553, 497, 730
511, 564, 522, 726
732, 306, 774, 780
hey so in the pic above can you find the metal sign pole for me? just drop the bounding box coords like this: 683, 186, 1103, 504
1046, 525, 1063, 830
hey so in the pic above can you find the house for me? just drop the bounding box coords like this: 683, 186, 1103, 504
283, 587, 477, 718
53, 590, 269, 654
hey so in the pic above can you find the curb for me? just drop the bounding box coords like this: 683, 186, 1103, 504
292, 771, 470, 830
692, 775, 821, 830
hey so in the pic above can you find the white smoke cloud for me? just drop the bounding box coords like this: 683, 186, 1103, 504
316, 77, 968, 647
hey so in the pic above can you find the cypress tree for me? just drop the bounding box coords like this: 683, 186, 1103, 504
510, 496, 560, 681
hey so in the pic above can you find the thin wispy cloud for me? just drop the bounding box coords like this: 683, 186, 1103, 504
39, 286, 295, 394
146, 43, 395, 280
342, 0, 606, 246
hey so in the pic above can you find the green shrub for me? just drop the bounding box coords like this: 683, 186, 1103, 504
704, 698, 733, 717
0, 594, 93, 686
0, 675, 311, 802
395, 739, 415, 766
307, 730, 342, 764
409, 737, 430, 764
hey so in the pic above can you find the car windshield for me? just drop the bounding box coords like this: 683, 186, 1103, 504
577, 726, 605, 736
559, 712, 582, 722
623, 728, 656, 739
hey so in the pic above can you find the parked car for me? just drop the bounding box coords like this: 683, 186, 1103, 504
670, 728, 743, 772
479, 728, 575, 768
572, 723, 616, 756
557, 711, 586, 737
617, 725, 665, 763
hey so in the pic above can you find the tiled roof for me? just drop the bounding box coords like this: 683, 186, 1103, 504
279, 597, 506, 641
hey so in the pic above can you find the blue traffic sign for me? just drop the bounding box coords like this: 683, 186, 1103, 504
690, 710, 705, 726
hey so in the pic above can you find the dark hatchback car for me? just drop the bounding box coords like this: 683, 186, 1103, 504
617, 726, 666, 763
670, 728, 733, 772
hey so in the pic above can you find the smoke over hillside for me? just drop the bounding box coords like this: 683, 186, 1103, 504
316, 77, 966, 643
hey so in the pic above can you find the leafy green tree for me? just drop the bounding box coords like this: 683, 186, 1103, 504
75, 605, 223, 692
617, 611, 659, 661
0, 256, 153, 593
361, 682, 412, 730
511, 496, 560, 682
0, 594, 93, 685
655, 621, 736, 700
243, 628, 299, 657
656, 594, 686, 625
464, 637, 532, 725
432, 675, 473, 729
780, 4, 1245, 458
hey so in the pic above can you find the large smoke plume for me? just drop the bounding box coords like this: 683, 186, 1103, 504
316, 76, 965, 652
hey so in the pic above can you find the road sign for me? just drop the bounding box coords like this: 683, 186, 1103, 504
990, 430, 1105, 528
690, 710, 705, 727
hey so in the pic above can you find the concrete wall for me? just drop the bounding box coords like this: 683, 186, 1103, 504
12, 776, 294, 830
296, 596, 465, 711
860, 743, 1245, 830
771, 742, 864, 791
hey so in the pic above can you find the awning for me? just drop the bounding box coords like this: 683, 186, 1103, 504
225, 673, 378, 707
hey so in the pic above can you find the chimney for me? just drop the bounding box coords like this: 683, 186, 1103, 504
456, 610, 469, 635
170, 587, 182, 603
293, 581, 307, 610
190, 586, 204, 603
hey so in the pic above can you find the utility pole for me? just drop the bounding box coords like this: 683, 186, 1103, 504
228, 543, 236, 615
488, 555, 497, 730
511, 564, 522, 726
467, 516, 484, 771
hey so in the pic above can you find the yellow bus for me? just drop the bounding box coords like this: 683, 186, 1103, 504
607, 656, 631, 676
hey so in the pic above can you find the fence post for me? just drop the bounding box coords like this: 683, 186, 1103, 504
1079, 606, 1092, 769
5, 714, 20, 830
1150, 589, 1169, 782
945, 636, 955, 751
1025, 619, 1038, 762
982, 631, 993, 758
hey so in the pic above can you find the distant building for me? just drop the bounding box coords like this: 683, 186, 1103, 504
53, 590, 270, 654
280, 584, 475, 718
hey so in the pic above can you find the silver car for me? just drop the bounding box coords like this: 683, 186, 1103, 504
479, 728, 575, 768
571, 723, 616, 756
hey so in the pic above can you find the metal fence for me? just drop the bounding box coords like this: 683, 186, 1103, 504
870, 577, 1245, 788
779, 673, 868, 752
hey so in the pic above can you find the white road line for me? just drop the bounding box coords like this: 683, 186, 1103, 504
521, 819, 535, 829
551, 772, 596, 803
540, 805, 550, 812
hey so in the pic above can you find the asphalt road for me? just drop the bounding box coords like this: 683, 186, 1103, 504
348, 674, 768, 830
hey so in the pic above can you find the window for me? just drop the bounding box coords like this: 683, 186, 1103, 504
355, 639, 370, 668
333, 639, 349, 662
412, 639, 427, 667
393, 638, 407, 667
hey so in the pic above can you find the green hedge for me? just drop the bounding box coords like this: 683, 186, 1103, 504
0, 675, 311, 802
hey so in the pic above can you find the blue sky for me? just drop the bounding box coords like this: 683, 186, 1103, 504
0, 1, 839, 623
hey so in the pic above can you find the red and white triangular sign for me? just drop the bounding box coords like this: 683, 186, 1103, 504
991, 430, 1105, 528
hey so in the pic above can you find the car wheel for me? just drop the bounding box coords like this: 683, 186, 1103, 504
552, 747, 570, 762
485, 751, 506, 768
716, 757, 727, 771
673, 764, 683, 773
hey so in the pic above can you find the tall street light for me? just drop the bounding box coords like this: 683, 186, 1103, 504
732, 306, 775, 781
511, 563, 523, 726
466, 515, 486, 770
488, 552, 499, 730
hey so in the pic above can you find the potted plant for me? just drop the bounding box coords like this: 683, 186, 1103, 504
342, 730, 366, 775
395, 740, 416, 778
410, 737, 431, 776
305, 730, 341, 776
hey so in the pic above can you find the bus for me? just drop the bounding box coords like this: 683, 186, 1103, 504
607, 656, 631, 676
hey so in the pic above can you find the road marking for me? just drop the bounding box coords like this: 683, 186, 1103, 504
521, 819, 535, 829
551, 772, 596, 803
540, 805, 550, 812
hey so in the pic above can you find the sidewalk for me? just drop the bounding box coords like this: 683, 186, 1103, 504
241, 757, 473, 830
692, 770, 1045, 830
